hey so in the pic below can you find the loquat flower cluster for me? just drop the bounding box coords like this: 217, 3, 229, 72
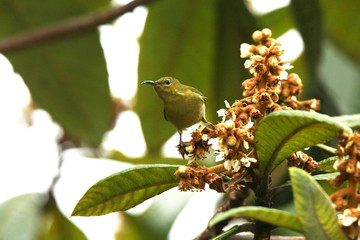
175, 28, 320, 192
330, 131, 360, 238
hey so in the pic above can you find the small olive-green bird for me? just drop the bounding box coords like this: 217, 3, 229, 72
141, 76, 207, 144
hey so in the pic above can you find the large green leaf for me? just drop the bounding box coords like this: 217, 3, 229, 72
289, 168, 347, 240
213, 0, 258, 113
318, 41, 360, 115
255, 110, 352, 173
260, 6, 294, 39
321, 0, 360, 66
318, 156, 338, 172
115, 212, 160, 240
333, 114, 360, 129
137, 0, 217, 153
209, 206, 302, 233
0, 193, 44, 240
0, 0, 111, 146
279, 172, 340, 189
291, 0, 322, 76
72, 164, 180, 216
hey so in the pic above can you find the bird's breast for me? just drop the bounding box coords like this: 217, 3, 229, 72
164, 93, 205, 130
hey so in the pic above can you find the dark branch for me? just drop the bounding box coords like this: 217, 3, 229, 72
0, 0, 154, 53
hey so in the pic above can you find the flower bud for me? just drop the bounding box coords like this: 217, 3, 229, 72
252, 30, 262, 42
258, 46, 269, 56
346, 164, 355, 174
262, 28, 272, 38
226, 135, 237, 147
225, 120, 235, 130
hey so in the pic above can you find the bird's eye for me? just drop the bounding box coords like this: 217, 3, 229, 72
165, 80, 171, 85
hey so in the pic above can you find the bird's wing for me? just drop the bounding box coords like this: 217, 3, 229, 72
190, 87, 207, 104
163, 108, 168, 121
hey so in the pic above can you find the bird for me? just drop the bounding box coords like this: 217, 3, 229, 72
141, 76, 207, 154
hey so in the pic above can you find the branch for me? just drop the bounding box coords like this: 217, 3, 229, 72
0, 0, 154, 53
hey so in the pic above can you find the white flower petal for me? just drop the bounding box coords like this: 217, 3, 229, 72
232, 160, 241, 172
224, 160, 232, 171
224, 100, 231, 108
240, 158, 250, 168
216, 153, 225, 162
245, 121, 254, 129
217, 108, 226, 117
202, 134, 208, 141
278, 70, 288, 80
225, 120, 235, 130
243, 140, 249, 150
342, 216, 358, 227
244, 59, 252, 69
248, 157, 257, 163
282, 63, 293, 70
240, 43, 252, 58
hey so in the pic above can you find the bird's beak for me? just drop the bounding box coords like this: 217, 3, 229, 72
141, 80, 157, 85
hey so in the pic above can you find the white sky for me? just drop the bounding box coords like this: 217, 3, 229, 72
0, 0, 303, 239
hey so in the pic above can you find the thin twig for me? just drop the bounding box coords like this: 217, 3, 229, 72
0, 0, 154, 53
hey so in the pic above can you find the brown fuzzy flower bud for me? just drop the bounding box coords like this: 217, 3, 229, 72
258, 46, 269, 56
250, 108, 261, 119
226, 135, 237, 147
252, 30, 263, 42
242, 78, 257, 90
262, 28, 272, 39
255, 63, 268, 75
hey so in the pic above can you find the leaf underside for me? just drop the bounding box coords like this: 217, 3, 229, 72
72, 165, 180, 216
209, 206, 302, 233
290, 168, 347, 240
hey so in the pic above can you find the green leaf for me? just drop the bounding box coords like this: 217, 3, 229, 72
72, 164, 180, 216
318, 41, 360, 114
115, 212, 160, 240
211, 225, 239, 240
333, 114, 360, 129
321, 0, 360, 66
0, 0, 112, 146
0, 193, 44, 240
38, 194, 86, 240
279, 172, 340, 189
289, 168, 347, 240
312, 172, 339, 181
260, 6, 295, 39
291, 0, 322, 75
137, 0, 217, 153
314, 144, 337, 155
209, 206, 302, 233
107, 150, 185, 165
318, 156, 338, 172
213, 0, 258, 113
255, 110, 352, 173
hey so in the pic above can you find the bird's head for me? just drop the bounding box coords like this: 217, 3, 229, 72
141, 76, 183, 99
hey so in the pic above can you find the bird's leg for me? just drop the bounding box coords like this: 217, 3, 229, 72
202, 117, 216, 130
177, 131, 186, 160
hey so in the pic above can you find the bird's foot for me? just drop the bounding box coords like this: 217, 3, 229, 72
177, 141, 187, 160
205, 122, 216, 130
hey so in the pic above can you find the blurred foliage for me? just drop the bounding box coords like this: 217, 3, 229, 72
0, 0, 360, 239
0, 0, 112, 146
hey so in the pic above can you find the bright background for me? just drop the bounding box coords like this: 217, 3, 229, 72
0, 0, 322, 239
